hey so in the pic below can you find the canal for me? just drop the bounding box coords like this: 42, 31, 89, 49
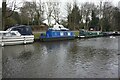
2, 36, 119, 78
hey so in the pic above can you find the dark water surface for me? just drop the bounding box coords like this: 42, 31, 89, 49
2, 36, 119, 78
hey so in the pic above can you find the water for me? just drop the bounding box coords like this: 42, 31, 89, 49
2, 36, 119, 78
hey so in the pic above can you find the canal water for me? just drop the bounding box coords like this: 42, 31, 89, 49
2, 36, 119, 78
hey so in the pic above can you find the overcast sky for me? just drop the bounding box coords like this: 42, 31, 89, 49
0, 0, 120, 8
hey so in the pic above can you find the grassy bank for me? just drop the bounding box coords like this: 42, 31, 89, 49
34, 33, 40, 39
33, 31, 79, 39
74, 31, 79, 37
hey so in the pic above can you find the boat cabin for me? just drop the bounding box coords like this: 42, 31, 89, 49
44, 30, 74, 38
0, 31, 21, 37
0, 25, 34, 46
40, 24, 74, 38
6, 25, 33, 35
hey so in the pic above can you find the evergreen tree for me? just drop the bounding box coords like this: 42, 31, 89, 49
68, 2, 82, 30
90, 10, 99, 30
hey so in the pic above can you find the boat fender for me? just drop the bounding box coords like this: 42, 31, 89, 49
1, 42, 4, 47
24, 37, 26, 44
1, 36, 4, 46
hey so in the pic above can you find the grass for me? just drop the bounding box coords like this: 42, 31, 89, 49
34, 33, 40, 39
74, 31, 79, 36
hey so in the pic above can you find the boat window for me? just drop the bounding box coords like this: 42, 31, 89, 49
10, 26, 32, 35
12, 28, 17, 31
4, 33, 11, 37
59, 26, 61, 28
60, 32, 64, 36
25, 27, 32, 35
11, 33, 16, 36
68, 32, 71, 36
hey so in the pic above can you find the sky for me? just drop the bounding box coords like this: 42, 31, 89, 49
0, 0, 120, 8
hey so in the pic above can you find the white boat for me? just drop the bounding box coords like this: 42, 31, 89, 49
0, 25, 34, 46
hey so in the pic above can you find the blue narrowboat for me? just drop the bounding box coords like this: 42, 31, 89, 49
40, 24, 75, 41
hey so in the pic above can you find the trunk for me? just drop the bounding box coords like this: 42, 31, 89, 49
48, 17, 50, 27
2, 0, 6, 30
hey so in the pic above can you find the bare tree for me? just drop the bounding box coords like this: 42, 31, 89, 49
98, 1, 103, 31
65, 2, 73, 29
36, 0, 45, 25
2, 0, 20, 30
66, 2, 73, 15
102, 2, 113, 31
52, 2, 61, 24
20, 1, 34, 25
20, 0, 45, 25
81, 2, 95, 30
6, 0, 18, 18
45, 1, 54, 26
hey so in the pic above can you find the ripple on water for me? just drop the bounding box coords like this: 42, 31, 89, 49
2, 37, 119, 78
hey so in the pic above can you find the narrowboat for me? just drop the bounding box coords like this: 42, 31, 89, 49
103, 31, 120, 36
40, 24, 75, 41
0, 25, 34, 46
79, 29, 103, 38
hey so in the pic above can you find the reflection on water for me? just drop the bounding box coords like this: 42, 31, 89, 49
2, 37, 119, 78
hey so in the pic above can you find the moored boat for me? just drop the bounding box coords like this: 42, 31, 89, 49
0, 25, 34, 46
40, 24, 75, 41
102, 31, 120, 36
79, 29, 103, 38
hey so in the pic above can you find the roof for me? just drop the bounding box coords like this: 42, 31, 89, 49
49, 24, 69, 31
6, 25, 31, 31
11, 25, 30, 28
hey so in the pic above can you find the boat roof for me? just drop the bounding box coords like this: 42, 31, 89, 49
0, 31, 19, 33
6, 25, 31, 31
48, 24, 69, 31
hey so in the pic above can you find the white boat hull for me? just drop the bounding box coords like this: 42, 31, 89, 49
0, 35, 34, 46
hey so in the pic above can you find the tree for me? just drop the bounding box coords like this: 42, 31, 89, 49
66, 2, 73, 29
20, 1, 35, 25
33, 0, 45, 25
11, 12, 21, 24
5, 11, 20, 27
2, 0, 19, 30
5, 17, 17, 28
44, 1, 54, 27
89, 10, 99, 30
20, 1, 45, 25
101, 2, 113, 31
98, 1, 103, 31
112, 7, 120, 31
2, 0, 6, 30
67, 1, 82, 30
52, 2, 61, 24
81, 2, 95, 30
